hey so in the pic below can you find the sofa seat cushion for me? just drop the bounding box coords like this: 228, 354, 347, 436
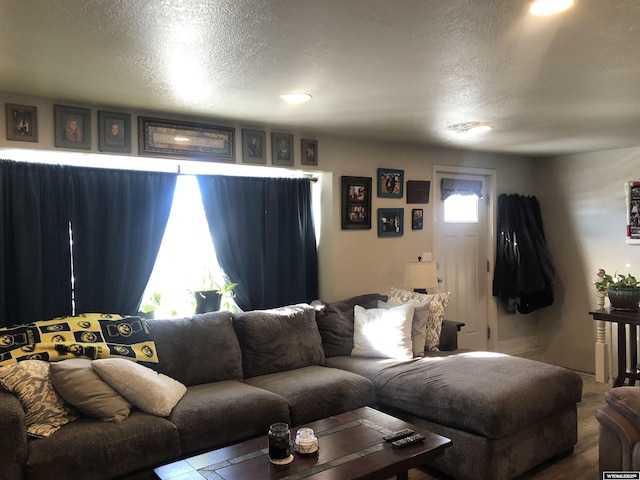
168, 380, 291, 455
244, 366, 376, 425
25, 411, 180, 480
145, 312, 243, 386
326, 351, 583, 439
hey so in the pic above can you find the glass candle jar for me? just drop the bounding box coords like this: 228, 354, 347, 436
268, 423, 292, 464
294, 427, 319, 455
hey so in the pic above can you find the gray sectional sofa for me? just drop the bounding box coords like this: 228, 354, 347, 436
0, 294, 583, 480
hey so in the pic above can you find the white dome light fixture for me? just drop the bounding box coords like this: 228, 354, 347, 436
280, 93, 312, 104
529, 0, 574, 16
450, 122, 493, 135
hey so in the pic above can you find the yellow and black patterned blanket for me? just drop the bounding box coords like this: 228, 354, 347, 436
0, 313, 158, 366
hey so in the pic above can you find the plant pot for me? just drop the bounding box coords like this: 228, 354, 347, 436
194, 290, 222, 313
608, 287, 640, 311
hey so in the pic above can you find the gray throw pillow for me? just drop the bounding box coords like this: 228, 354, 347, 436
49, 358, 131, 423
92, 358, 186, 417
233, 303, 325, 378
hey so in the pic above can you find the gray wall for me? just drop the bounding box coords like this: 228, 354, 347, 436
534, 148, 640, 373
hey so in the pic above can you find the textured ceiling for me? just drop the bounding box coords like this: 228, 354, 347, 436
1, 0, 639, 156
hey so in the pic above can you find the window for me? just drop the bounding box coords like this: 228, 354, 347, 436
139, 175, 225, 317
441, 177, 482, 223
444, 194, 479, 223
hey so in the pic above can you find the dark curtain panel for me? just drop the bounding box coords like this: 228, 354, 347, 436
70, 167, 177, 315
197, 175, 318, 311
0, 160, 73, 327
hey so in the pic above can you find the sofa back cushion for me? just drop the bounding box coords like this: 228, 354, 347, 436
145, 312, 243, 386
312, 293, 386, 357
233, 304, 325, 378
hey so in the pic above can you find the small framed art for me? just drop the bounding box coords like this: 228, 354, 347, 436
98, 111, 131, 153
301, 138, 318, 166
272, 132, 294, 166
407, 180, 431, 203
377, 168, 404, 198
378, 208, 404, 237
138, 117, 235, 162
242, 129, 266, 164
412, 209, 424, 230
54, 105, 91, 150
6, 103, 38, 142
341, 176, 372, 230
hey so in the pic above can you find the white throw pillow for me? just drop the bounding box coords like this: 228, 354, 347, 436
351, 304, 415, 359
378, 300, 429, 357
92, 358, 186, 417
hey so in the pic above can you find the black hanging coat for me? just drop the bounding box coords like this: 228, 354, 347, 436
492, 194, 556, 314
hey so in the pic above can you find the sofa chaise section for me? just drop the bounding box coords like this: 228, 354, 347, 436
317, 292, 583, 480
327, 350, 583, 480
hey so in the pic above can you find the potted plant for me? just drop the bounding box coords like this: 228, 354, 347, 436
192, 268, 238, 313
138, 291, 162, 319
594, 269, 640, 311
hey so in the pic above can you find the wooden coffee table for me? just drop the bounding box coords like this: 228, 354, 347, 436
154, 407, 451, 480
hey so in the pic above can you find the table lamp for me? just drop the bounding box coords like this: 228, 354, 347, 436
404, 257, 438, 294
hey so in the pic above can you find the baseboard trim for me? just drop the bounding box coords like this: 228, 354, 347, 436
496, 335, 540, 359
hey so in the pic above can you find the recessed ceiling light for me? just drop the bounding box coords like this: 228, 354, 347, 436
280, 93, 312, 104
529, 0, 574, 16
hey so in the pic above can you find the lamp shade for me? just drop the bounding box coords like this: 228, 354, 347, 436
404, 261, 438, 290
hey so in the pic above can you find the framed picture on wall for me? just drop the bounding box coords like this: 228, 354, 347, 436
407, 180, 430, 203
341, 176, 372, 230
301, 138, 318, 166
138, 116, 235, 162
242, 128, 267, 164
626, 180, 640, 245
54, 105, 91, 150
271, 132, 294, 166
6, 103, 38, 142
411, 208, 424, 230
378, 208, 404, 237
377, 168, 404, 198
98, 111, 131, 153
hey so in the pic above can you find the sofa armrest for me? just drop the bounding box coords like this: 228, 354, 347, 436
0, 389, 27, 479
597, 403, 640, 473
438, 320, 465, 351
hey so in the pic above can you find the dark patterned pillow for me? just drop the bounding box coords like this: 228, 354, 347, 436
0, 360, 78, 437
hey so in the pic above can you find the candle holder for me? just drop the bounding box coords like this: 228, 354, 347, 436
268, 423, 293, 465
294, 428, 319, 455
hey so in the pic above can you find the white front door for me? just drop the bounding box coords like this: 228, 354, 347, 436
433, 167, 495, 351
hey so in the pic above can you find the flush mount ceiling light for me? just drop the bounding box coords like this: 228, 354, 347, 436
529, 0, 574, 16
450, 122, 493, 135
280, 93, 312, 104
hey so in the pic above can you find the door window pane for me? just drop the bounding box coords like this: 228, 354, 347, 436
444, 194, 479, 223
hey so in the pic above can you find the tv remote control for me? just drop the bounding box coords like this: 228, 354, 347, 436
383, 429, 414, 442
391, 433, 425, 448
